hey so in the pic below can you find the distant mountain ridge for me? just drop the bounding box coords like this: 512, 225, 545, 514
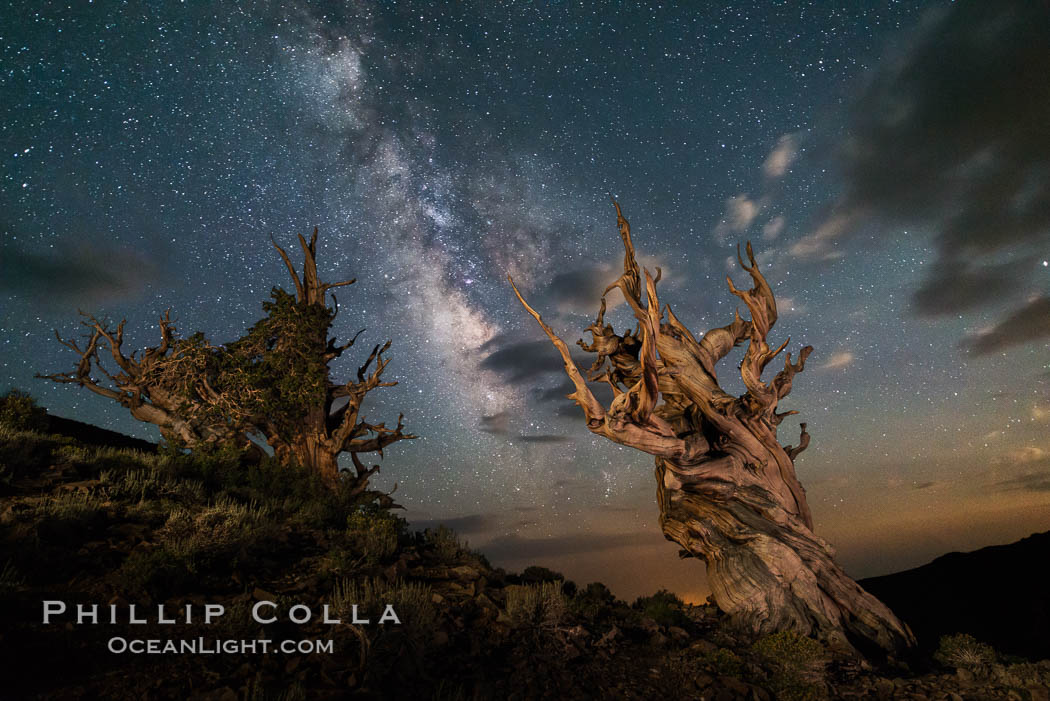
44, 413, 157, 453
860, 530, 1050, 660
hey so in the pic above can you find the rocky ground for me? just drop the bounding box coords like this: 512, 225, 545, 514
1, 420, 1049, 700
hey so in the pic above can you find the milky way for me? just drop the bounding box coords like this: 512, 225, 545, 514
3, 2, 1048, 600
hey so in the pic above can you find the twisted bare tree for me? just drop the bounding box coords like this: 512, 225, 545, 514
509, 201, 914, 656
40, 229, 414, 495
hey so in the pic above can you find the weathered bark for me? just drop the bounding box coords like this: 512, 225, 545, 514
36, 311, 248, 450
510, 200, 915, 656
41, 228, 415, 498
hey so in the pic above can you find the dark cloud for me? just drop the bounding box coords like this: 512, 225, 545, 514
544, 266, 617, 316
798, 1, 1050, 318
482, 531, 659, 561
0, 244, 156, 306
959, 297, 1050, 355
995, 471, 1050, 493
409, 513, 499, 534
913, 481, 936, 490
479, 336, 566, 384
911, 261, 1023, 318
480, 334, 597, 388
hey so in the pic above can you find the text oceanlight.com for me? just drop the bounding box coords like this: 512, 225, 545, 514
107, 637, 335, 654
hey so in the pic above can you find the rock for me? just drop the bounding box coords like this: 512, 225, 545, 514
649, 632, 668, 647
1027, 686, 1050, 701
874, 677, 894, 699
668, 625, 689, 641
638, 616, 660, 634
690, 639, 718, 654
431, 593, 444, 604
955, 667, 974, 683
451, 565, 481, 580
252, 587, 276, 600
596, 625, 622, 647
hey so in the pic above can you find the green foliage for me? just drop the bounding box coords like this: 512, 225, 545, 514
332, 576, 437, 643
703, 647, 745, 677
934, 633, 998, 673
116, 546, 193, 597
0, 423, 71, 480
346, 503, 404, 564
519, 565, 564, 583
505, 582, 567, 628
570, 581, 617, 620
158, 498, 270, 569
0, 389, 48, 432
633, 589, 689, 627
100, 466, 204, 503
751, 630, 825, 701
221, 288, 332, 433
424, 525, 462, 561
33, 491, 103, 525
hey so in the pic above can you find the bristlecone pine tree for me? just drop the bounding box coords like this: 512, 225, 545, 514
40, 229, 414, 494
510, 201, 915, 656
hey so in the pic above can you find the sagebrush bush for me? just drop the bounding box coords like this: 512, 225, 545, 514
570, 581, 617, 620
33, 491, 103, 523
750, 630, 825, 701
934, 633, 998, 673
100, 466, 204, 503
424, 525, 462, 561
633, 589, 689, 627
346, 504, 403, 564
332, 576, 436, 640
505, 581, 567, 628
157, 498, 269, 572
116, 546, 192, 596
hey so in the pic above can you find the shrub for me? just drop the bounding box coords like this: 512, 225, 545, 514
0, 389, 48, 432
424, 525, 462, 561
346, 504, 403, 564
934, 633, 998, 674
633, 589, 689, 627
520, 565, 564, 584
0, 425, 67, 478
570, 581, 617, 620
116, 546, 192, 596
703, 647, 744, 677
505, 582, 567, 628
750, 630, 825, 701
100, 466, 204, 503
34, 491, 103, 524
331, 576, 437, 648
158, 498, 269, 572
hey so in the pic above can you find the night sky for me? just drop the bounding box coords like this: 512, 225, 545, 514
3, 2, 1048, 602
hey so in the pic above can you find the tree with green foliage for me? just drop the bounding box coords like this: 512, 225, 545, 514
0, 388, 49, 432
40, 229, 414, 494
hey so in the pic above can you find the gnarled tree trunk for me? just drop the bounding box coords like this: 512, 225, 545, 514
510, 200, 914, 657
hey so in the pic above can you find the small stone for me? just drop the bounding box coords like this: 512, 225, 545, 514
955, 667, 974, 683
252, 587, 275, 600
1026, 686, 1050, 701
874, 677, 894, 700
668, 625, 689, 640
638, 616, 660, 634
